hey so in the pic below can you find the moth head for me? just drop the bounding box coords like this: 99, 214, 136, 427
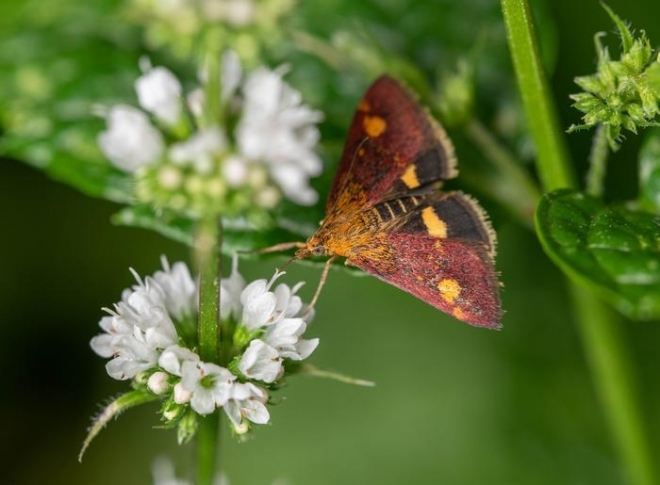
309, 245, 327, 257
295, 235, 328, 260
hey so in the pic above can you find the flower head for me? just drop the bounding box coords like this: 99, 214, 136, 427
90, 257, 318, 437
236, 67, 323, 205
98, 53, 324, 219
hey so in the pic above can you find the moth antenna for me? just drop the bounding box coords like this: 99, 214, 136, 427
304, 255, 337, 317
239, 241, 306, 256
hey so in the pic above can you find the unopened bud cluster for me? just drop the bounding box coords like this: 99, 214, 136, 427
569, 6, 660, 149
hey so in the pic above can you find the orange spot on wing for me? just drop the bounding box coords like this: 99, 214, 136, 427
401, 164, 420, 189
358, 99, 371, 112
422, 207, 447, 238
452, 307, 465, 320
438, 278, 461, 304
363, 115, 387, 138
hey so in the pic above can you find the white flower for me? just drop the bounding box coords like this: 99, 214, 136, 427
152, 457, 192, 485
240, 277, 277, 331
91, 263, 186, 381
169, 127, 227, 174
151, 257, 197, 321
236, 269, 318, 362
273, 281, 305, 319
221, 50, 242, 101
152, 457, 229, 485
180, 360, 235, 415
91, 296, 178, 380
201, 0, 255, 26
263, 318, 319, 361
224, 382, 270, 427
90, 324, 159, 380
98, 105, 164, 172
220, 255, 246, 320
136, 66, 183, 125
238, 339, 282, 383
159, 345, 200, 376
236, 67, 323, 205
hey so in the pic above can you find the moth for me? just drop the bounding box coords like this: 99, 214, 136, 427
268, 75, 502, 328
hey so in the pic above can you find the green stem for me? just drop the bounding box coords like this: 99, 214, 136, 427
586, 124, 609, 198
195, 216, 223, 485
571, 284, 656, 485
202, 27, 223, 128
500, 0, 575, 190
501, 1, 656, 483
195, 26, 225, 485
464, 118, 541, 225
197, 216, 222, 363
197, 413, 221, 485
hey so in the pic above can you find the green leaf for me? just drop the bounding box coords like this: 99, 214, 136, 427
0, 0, 195, 204
536, 189, 660, 320
639, 129, 660, 212
0, 4, 144, 202
79, 389, 159, 462
112, 205, 309, 254
601, 2, 634, 54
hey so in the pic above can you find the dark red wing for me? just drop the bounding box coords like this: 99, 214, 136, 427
349, 232, 502, 328
346, 191, 501, 328
326, 75, 457, 212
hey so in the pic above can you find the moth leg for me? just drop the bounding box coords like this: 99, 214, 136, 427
304, 255, 338, 317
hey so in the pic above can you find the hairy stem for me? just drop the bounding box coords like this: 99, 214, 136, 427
586, 124, 609, 198
202, 27, 222, 128
197, 216, 222, 363
501, 1, 656, 483
195, 216, 222, 485
500, 0, 575, 190
197, 412, 221, 485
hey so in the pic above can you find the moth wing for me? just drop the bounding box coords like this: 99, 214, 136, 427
327, 75, 457, 212
348, 192, 501, 328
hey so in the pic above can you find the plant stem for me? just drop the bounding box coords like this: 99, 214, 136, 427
197, 412, 221, 485
501, 1, 656, 483
197, 216, 222, 363
195, 26, 225, 485
194, 216, 223, 485
586, 124, 609, 198
500, 0, 575, 191
202, 27, 223, 128
571, 284, 656, 485
464, 118, 540, 225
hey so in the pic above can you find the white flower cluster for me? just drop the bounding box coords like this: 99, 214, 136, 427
91, 257, 318, 431
98, 52, 323, 215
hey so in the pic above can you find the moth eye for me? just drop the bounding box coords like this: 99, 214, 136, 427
311, 246, 325, 257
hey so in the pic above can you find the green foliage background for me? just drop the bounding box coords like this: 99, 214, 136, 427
1, 0, 660, 484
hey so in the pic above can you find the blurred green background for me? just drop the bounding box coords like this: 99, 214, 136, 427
2, 0, 660, 484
